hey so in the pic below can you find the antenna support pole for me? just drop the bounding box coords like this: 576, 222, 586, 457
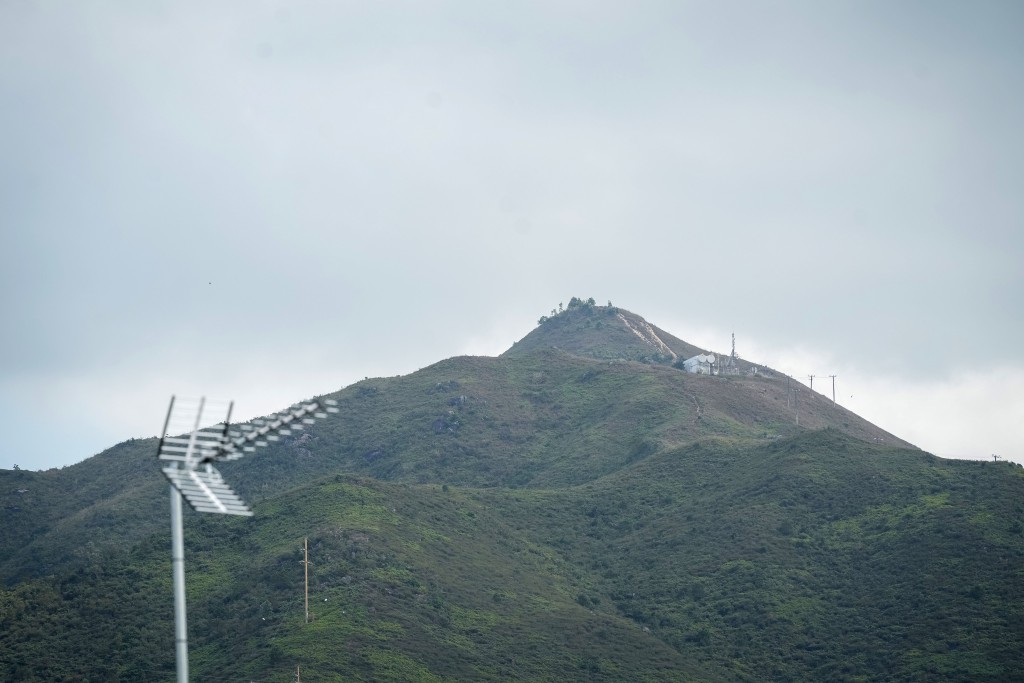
171, 485, 189, 683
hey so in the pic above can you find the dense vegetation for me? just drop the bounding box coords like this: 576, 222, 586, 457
2, 305, 1022, 681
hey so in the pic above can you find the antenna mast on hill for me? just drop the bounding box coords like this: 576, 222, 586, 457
157, 396, 337, 683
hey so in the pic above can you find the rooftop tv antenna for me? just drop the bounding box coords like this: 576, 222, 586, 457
157, 395, 338, 683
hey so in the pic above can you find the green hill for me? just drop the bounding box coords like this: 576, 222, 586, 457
1, 303, 1021, 682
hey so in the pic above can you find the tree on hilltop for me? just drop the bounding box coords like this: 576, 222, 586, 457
537, 296, 601, 325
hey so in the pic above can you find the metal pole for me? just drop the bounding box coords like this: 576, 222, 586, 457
170, 396, 204, 683
171, 485, 189, 683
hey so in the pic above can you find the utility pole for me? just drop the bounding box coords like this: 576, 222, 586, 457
829, 375, 837, 405
792, 376, 799, 426
301, 537, 311, 624
295, 664, 301, 682
807, 374, 815, 393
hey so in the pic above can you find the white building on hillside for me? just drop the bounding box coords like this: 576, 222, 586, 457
682, 353, 717, 375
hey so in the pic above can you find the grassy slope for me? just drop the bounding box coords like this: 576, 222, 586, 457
0, 306, 892, 562
1, 343, 906, 586
0, 438, 167, 582
482, 431, 1024, 681
0, 336, 910, 587
3, 432, 1022, 681
3, 308, 1018, 681
248, 346, 910, 495
1, 474, 720, 682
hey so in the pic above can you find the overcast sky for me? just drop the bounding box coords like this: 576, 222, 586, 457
2, 1, 1021, 471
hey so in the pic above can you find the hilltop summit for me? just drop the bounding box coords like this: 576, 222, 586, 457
504, 298, 707, 364
503, 298, 913, 450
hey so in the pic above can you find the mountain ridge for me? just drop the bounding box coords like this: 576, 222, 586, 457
2, 301, 1019, 682
0, 305, 912, 583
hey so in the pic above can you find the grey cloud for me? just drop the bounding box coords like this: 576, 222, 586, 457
1, 1, 1022, 468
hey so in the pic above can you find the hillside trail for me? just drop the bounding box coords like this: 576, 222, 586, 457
617, 313, 678, 360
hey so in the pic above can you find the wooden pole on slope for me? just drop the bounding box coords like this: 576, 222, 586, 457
302, 537, 311, 624
793, 376, 799, 426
